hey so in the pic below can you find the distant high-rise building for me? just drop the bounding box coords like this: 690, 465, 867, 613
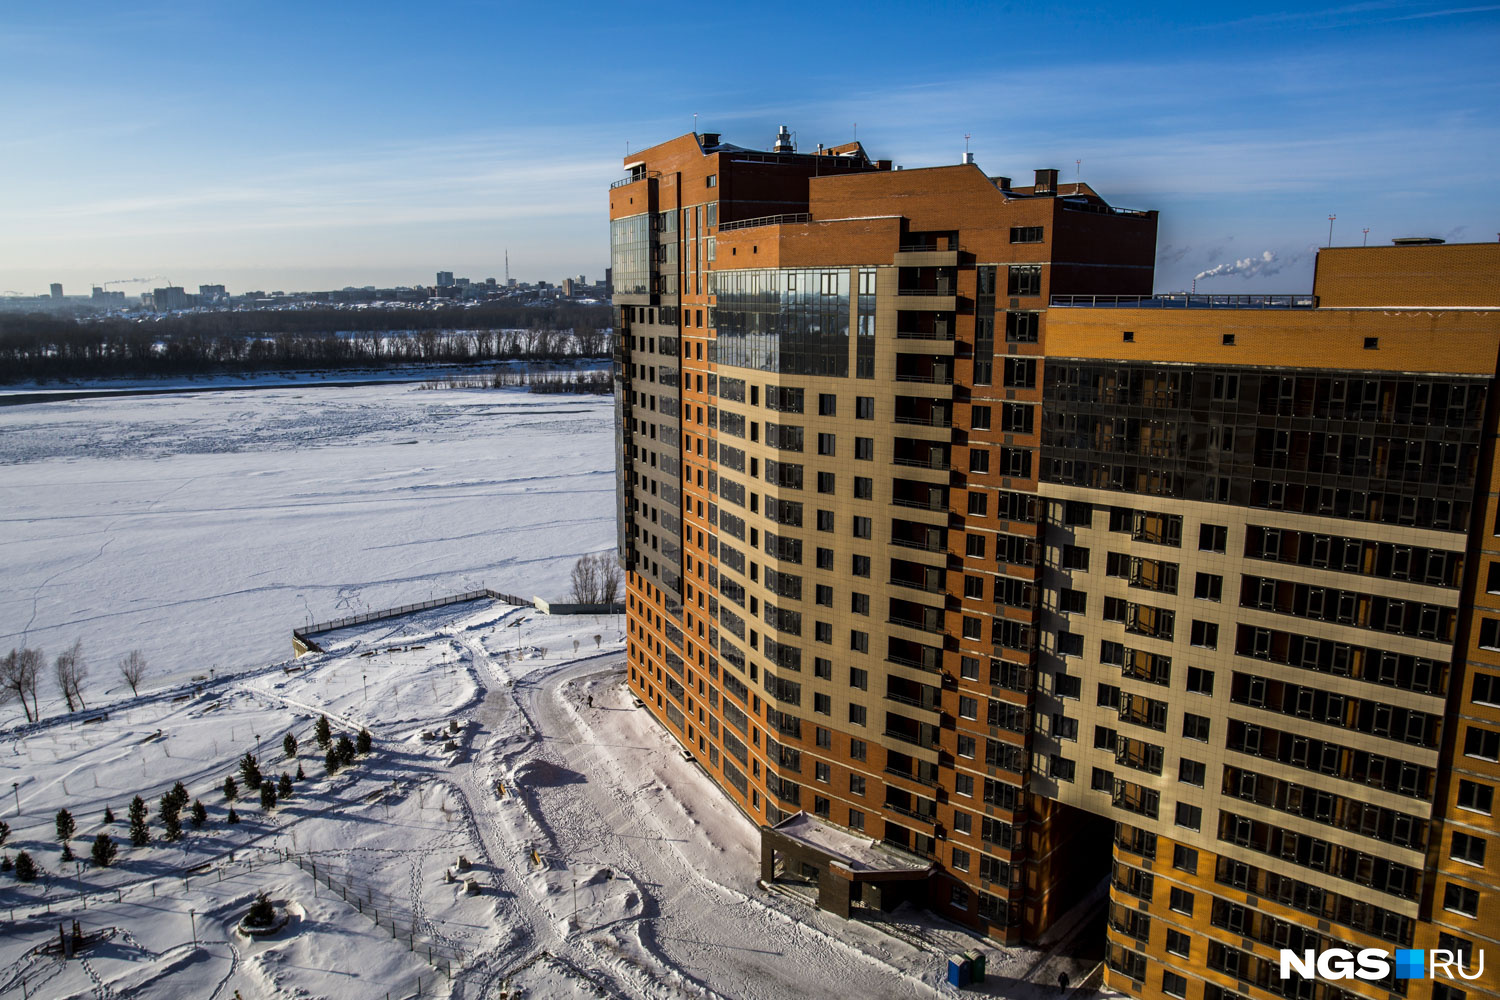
49, 283, 63, 299
436, 270, 455, 287
562, 278, 575, 297
91, 286, 126, 303
456, 277, 471, 289
151, 286, 188, 311
612, 128, 1500, 999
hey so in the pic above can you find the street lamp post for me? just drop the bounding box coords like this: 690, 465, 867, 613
11, 781, 18, 816
189, 908, 197, 950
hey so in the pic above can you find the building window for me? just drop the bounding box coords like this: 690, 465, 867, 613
1179, 759, 1205, 786
1061, 545, 1089, 570
1444, 882, 1480, 917
1009, 226, 1043, 244
1182, 714, 1210, 742
817, 510, 835, 533
971, 406, 991, 430
1091, 767, 1113, 791
1169, 887, 1194, 915
1457, 779, 1494, 814
951, 847, 970, 872
953, 810, 972, 834
958, 734, 977, 758
1186, 667, 1214, 695
1165, 930, 1191, 959
849, 738, 866, 761
960, 656, 980, 680
850, 630, 868, 653
855, 437, 874, 460
815, 726, 831, 748
817, 472, 835, 494
818, 393, 836, 416
1190, 620, 1218, 649
1163, 972, 1187, 999
1175, 802, 1202, 830
1060, 589, 1087, 614
1452, 831, 1487, 866
855, 396, 874, 419
1194, 573, 1222, 601
849, 704, 866, 726
850, 666, 867, 689
1199, 524, 1227, 552
1057, 631, 1084, 657
955, 773, 975, 797
969, 449, 990, 473
813, 693, 831, 715
815, 621, 832, 643
814, 657, 832, 678
966, 535, 987, 558
1057, 675, 1082, 699
1465, 726, 1500, 761
817, 433, 836, 456
848, 808, 864, 830
849, 774, 866, 795
1050, 755, 1075, 781
1172, 844, 1198, 874
815, 762, 830, 783
962, 616, 982, 640
852, 476, 873, 500
1474, 672, 1500, 706
852, 516, 872, 540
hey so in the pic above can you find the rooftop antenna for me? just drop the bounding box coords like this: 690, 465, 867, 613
1362, 228, 1370, 246
1075, 159, 1082, 194
1327, 214, 1337, 247
505, 250, 510, 284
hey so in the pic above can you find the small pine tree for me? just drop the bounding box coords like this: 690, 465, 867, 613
0, 855, 10, 872
14, 851, 37, 882
0, 820, 8, 847
315, 715, 332, 748
336, 734, 356, 766
128, 795, 149, 847
283, 732, 297, 758
295, 763, 305, 781
56, 808, 76, 844
102, 806, 114, 825
260, 783, 277, 811
91, 833, 117, 868
238, 752, 262, 790
169, 781, 189, 809
227, 806, 240, 824
277, 773, 292, 799
190, 799, 207, 828
163, 811, 182, 842
324, 747, 340, 775
61, 842, 74, 862
246, 892, 276, 927
356, 728, 372, 755
223, 775, 238, 802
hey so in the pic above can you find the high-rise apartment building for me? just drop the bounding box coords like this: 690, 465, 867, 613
611, 128, 1500, 1000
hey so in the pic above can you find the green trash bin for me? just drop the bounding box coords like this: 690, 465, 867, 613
966, 949, 986, 983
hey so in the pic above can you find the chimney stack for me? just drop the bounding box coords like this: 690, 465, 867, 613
1034, 168, 1059, 195
773, 125, 795, 153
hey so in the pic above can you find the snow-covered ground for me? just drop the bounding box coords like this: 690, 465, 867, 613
0, 601, 1097, 999
0, 383, 617, 717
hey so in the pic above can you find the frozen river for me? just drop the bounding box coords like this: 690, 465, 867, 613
0, 382, 617, 718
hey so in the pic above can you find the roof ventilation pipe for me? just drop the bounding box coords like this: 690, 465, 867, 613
773, 125, 795, 153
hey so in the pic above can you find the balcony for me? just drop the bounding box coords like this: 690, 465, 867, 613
717, 212, 810, 233
893, 246, 959, 268
882, 800, 938, 825
1051, 293, 1318, 309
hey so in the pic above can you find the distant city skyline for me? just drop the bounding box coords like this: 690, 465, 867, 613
2, 0, 1496, 298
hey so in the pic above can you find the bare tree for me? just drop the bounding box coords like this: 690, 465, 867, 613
119, 650, 147, 696
597, 552, 622, 603
1, 648, 43, 722
54, 639, 87, 712
570, 553, 601, 604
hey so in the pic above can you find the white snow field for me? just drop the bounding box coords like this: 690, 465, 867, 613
0, 600, 1095, 1000
0, 383, 617, 717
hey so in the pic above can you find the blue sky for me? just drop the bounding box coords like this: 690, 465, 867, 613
1, 0, 1496, 296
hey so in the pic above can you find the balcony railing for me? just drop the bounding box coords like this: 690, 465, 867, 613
892, 413, 951, 427
886, 577, 944, 595
610, 172, 655, 189
890, 536, 945, 553
894, 372, 953, 385
898, 286, 955, 296
891, 456, 949, 471
888, 614, 944, 635
884, 727, 937, 749
718, 212, 810, 233
890, 496, 946, 511
882, 801, 937, 824
896, 328, 955, 341
1051, 293, 1318, 309
884, 690, 938, 710
885, 653, 942, 673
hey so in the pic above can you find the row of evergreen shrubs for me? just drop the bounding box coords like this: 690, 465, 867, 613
4, 717, 374, 882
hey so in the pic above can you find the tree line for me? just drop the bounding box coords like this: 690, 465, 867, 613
0, 303, 614, 381
2, 643, 147, 722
